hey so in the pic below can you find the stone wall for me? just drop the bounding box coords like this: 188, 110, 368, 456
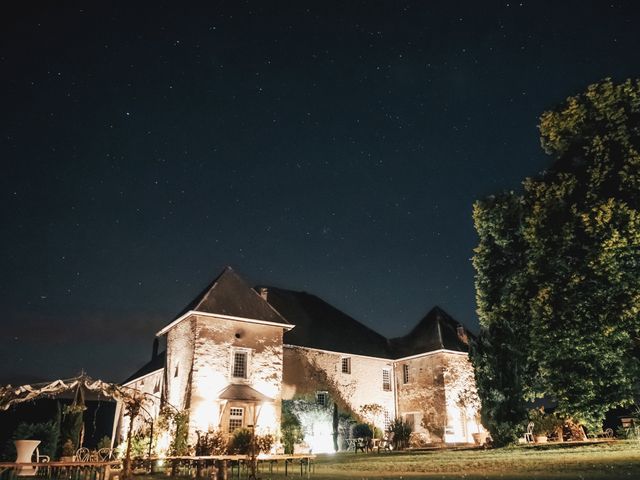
188, 314, 284, 437
394, 351, 482, 444
394, 352, 447, 443
165, 317, 196, 412
282, 345, 396, 430
442, 352, 483, 443
118, 369, 164, 444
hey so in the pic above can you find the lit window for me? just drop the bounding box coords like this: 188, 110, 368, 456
229, 407, 244, 432
232, 350, 248, 379
382, 369, 391, 391
403, 364, 410, 384
341, 357, 351, 374
316, 391, 328, 406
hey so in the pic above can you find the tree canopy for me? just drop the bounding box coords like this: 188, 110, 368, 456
472, 78, 640, 444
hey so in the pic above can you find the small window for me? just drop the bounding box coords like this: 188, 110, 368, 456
174, 363, 179, 378
232, 350, 248, 379
153, 379, 160, 394
405, 413, 415, 429
382, 369, 391, 391
341, 357, 351, 374
383, 408, 391, 431
316, 391, 328, 406
403, 364, 410, 384
229, 407, 244, 432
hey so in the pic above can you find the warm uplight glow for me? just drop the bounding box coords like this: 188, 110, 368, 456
253, 379, 279, 400
155, 431, 171, 456
190, 370, 228, 432
256, 402, 277, 434
191, 401, 221, 432
304, 420, 334, 453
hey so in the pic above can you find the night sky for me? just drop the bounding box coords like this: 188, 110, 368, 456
2, 1, 639, 384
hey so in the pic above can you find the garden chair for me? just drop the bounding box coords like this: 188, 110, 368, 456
98, 448, 115, 461
76, 447, 91, 462
354, 438, 367, 453
377, 432, 394, 452
34, 447, 50, 464
32, 447, 50, 476
524, 422, 534, 443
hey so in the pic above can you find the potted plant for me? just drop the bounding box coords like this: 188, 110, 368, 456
530, 409, 561, 443
60, 439, 76, 462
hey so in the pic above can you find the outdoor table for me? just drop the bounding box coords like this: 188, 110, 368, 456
0, 460, 120, 480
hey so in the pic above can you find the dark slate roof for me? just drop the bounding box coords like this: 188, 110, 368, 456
218, 384, 273, 402
171, 267, 290, 327
259, 287, 393, 358
123, 350, 166, 384
389, 306, 472, 358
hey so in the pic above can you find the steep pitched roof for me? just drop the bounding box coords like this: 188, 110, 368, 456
123, 350, 166, 384
390, 306, 472, 358
164, 267, 291, 330
260, 287, 392, 358
218, 384, 273, 402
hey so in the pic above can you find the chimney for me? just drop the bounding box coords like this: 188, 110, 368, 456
151, 338, 159, 360
259, 287, 268, 301
456, 326, 469, 345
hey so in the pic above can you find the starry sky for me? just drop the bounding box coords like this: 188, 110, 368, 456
2, 1, 639, 384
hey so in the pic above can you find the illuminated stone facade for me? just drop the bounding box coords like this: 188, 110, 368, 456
118, 267, 483, 452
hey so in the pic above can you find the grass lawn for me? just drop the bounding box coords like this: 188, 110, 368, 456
299, 441, 640, 479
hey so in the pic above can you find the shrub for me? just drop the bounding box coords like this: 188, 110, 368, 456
96, 436, 111, 450
352, 423, 373, 439
388, 418, 412, 449
196, 429, 228, 455
168, 411, 190, 456
61, 439, 76, 457
228, 429, 252, 454
4, 421, 60, 460
281, 405, 304, 454
529, 409, 562, 437
128, 432, 152, 458
256, 434, 274, 454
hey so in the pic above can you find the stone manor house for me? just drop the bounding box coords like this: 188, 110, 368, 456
116, 267, 483, 453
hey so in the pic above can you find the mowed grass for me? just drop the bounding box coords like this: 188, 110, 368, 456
300, 441, 640, 479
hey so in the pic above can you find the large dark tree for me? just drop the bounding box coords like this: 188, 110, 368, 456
473, 79, 640, 438
472, 193, 532, 446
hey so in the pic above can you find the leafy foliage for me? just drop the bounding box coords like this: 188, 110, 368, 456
59, 406, 84, 452
473, 78, 640, 441
96, 435, 112, 450
228, 428, 252, 454
388, 418, 412, 450
2, 421, 60, 461
256, 434, 275, 454
163, 409, 190, 456
528, 408, 562, 436
471, 193, 532, 446
61, 439, 75, 457
195, 429, 228, 455
281, 402, 304, 454
352, 423, 373, 439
